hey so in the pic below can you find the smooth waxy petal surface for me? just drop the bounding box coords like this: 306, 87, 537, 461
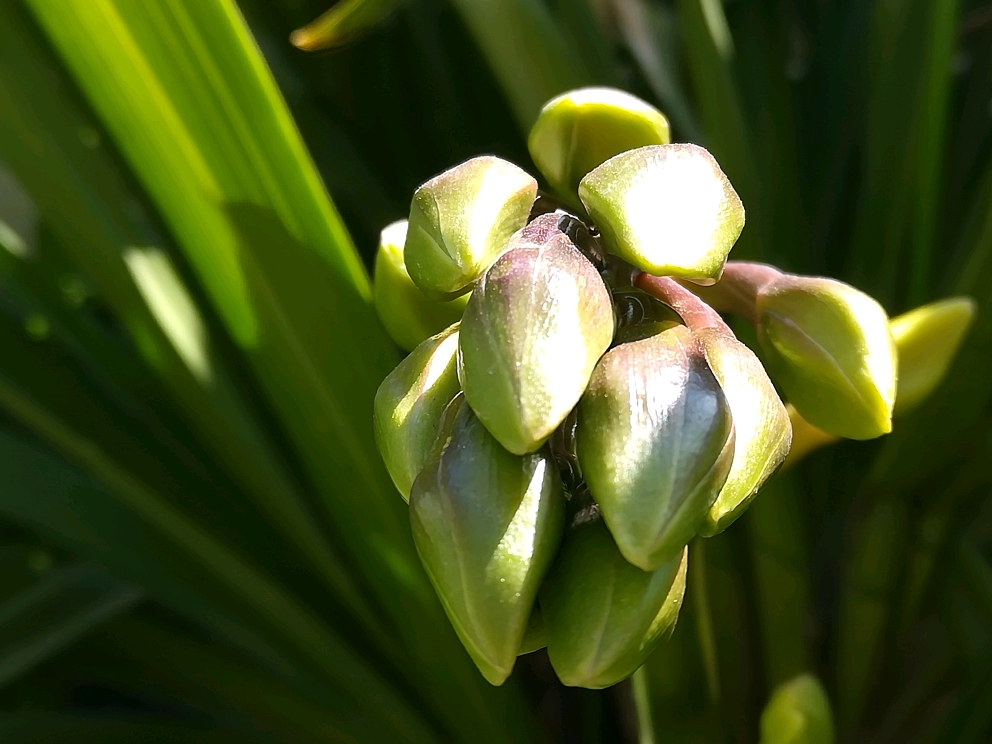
697, 329, 792, 535
404, 156, 537, 296
373, 220, 469, 350
459, 214, 614, 455
756, 276, 896, 440
577, 325, 734, 570
541, 517, 687, 688
578, 144, 744, 281
373, 325, 460, 500
410, 396, 564, 685
528, 87, 670, 205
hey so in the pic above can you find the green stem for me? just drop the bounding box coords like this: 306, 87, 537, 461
631, 667, 656, 744
691, 538, 721, 704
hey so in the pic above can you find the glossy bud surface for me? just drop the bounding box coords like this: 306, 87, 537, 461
578, 144, 744, 281
404, 156, 537, 297
577, 324, 734, 570
373, 325, 460, 500
409, 396, 564, 685
528, 87, 670, 205
541, 516, 687, 688
756, 276, 896, 440
459, 215, 614, 455
373, 220, 469, 350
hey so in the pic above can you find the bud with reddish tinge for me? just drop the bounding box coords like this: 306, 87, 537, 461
374, 220, 469, 350
528, 87, 670, 205
409, 395, 564, 685
458, 215, 614, 455
404, 156, 537, 297
576, 324, 734, 570
578, 144, 744, 282
541, 516, 687, 688
373, 325, 460, 501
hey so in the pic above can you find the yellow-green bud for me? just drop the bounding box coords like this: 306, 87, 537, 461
756, 276, 896, 440
404, 156, 537, 297
697, 329, 792, 535
541, 517, 687, 689
577, 324, 734, 570
373, 220, 470, 350
527, 87, 670, 206
578, 144, 744, 281
410, 395, 564, 685
459, 215, 614, 455
889, 296, 975, 416
759, 674, 835, 744
373, 325, 460, 500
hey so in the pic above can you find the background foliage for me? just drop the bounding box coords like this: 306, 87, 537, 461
0, 0, 990, 741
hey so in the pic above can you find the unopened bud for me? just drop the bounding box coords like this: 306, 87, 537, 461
518, 604, 546, 655
889, 297, 975, 416
578, 144, 744, 281
759, 674, 835, 744
528, 87, 670, 205
404, 156, 537, 297
576, 324, 734, 570
410, 395, 564, 685
374, 220, 469, 350
697, 329, 792, 536
373, 325, 460, 500
459, 215, 614, 455
541, 517, 687, 688
756, 275, 896, 440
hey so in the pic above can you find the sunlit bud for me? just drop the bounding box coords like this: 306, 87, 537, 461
759, 674, 835, 744
578, 144, 744, 282
459, 214, 614, 455
409, 395, 564, 685
756, 276, 896, 440
373, 220, 470, 350
889, 297, 975, 416
527, 87, 670, 205
541, 516, 687, 689
577, 324, 734, 570
404, 156, 537, 297
373, 325, 460, 501
697, 328, 792, 536
517, 604, 546, 655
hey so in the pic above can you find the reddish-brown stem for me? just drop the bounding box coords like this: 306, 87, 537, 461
678, 262, 783, 324
635, 274, 733, 336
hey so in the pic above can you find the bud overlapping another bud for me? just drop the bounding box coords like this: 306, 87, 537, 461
541, 515, 687, 688
374, 220, 470, 351
404, 156, 537, 297
409, 395, 564, 685
576, 324, 735, 570
458, 214, 614, 455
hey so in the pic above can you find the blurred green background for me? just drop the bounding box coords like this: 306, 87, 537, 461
0, 0, 991, 742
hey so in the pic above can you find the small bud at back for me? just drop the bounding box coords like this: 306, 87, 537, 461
373, 325, 460, 500
578, 144, 744, 282
759, 674, 835, 744
374, 220, 469, 350
404, 156, 537, 296
528, 87, 670, 205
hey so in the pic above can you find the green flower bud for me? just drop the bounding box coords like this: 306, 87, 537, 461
527, 87, 670, 206
577, 144, 744, 281
409, 395, 565, 685
697, 329, 792, 536
517, 604, 546, 655
373, 325, 460, 501
577, 325, 734, 570
459, 214, 614, 455
373, 220, 470, 350
541, 516, 687, 689
755, 276, 896, 440
889, 297, 975, 416
404, 156, 538, 297
759, 674, 835, 744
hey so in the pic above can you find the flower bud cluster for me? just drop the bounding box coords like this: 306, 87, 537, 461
371, 88, 901, 687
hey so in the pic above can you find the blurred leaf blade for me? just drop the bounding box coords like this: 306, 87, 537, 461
290, 0, 409, 51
